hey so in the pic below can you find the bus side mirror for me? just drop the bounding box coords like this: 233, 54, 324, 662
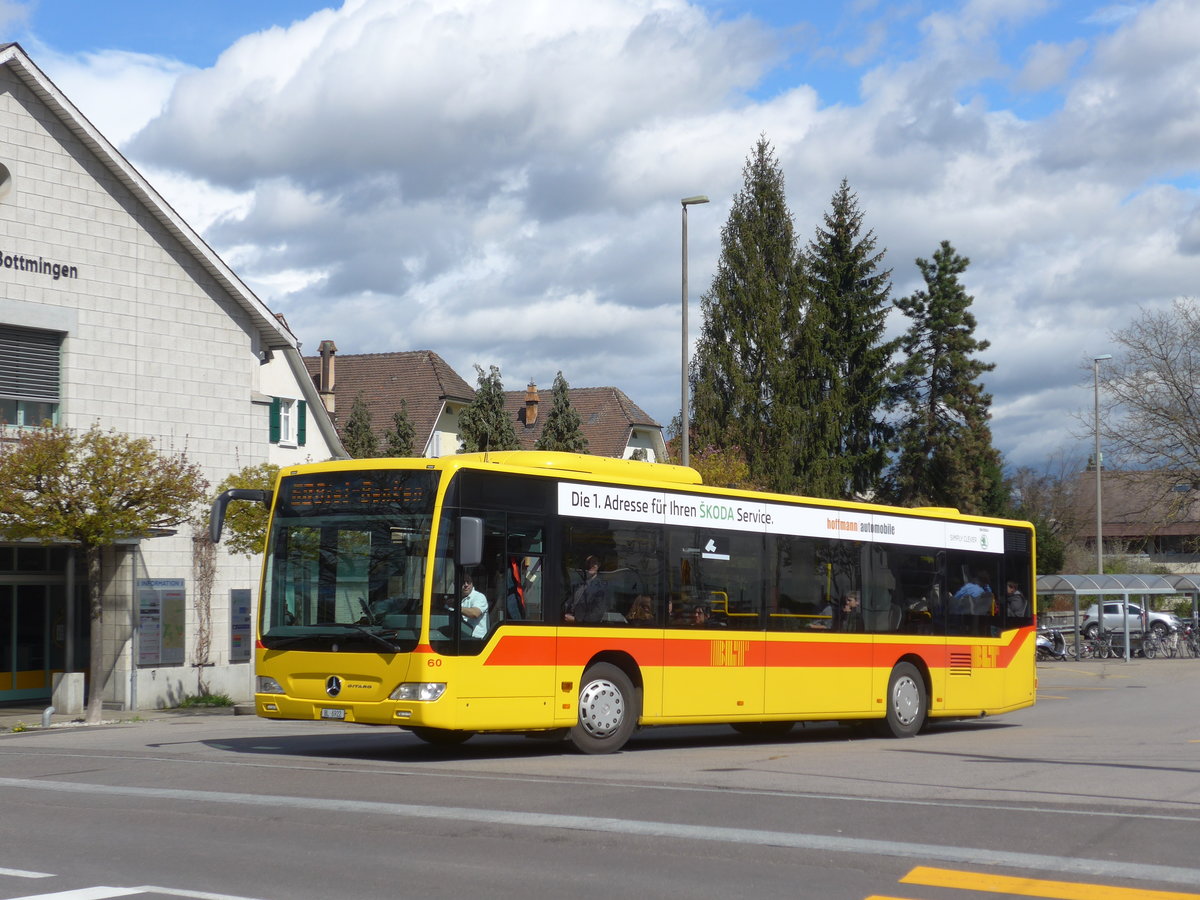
457, 516, 483, 567
210, 489, 271, 543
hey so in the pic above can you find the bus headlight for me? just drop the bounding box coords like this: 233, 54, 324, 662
389, 682, 446, 702
256, 676, 285, 694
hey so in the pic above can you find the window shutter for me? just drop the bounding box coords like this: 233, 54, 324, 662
297, 400, 307, 446
0, 325, 61, 401
269, 398, 281, 443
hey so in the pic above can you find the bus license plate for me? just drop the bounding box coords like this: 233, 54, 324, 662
320, 708, 346, 720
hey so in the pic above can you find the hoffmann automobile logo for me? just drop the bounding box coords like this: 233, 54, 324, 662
325, 675, 342, 697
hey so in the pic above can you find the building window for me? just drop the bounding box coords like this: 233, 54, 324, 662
0, 325, 61, 427
269, 397, 306, 447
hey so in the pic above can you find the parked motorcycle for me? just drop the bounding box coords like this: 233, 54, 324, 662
1036, 627, 1072, 661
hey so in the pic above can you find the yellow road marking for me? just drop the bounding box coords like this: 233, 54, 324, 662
901, 866, 1200, 899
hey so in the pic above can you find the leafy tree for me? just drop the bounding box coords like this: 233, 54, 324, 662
383, 401, 417, 457
0, 424, 207, 723
691, 136, 805, 492
1008, 452, 1094, 574
459, 364, 519, 453
804, 178, 898, 498
342, 391, 379, 458
888, 240, 1000, 515
535, 371, 588, 453
211, 462, 279, 556
689, 444, 764, 491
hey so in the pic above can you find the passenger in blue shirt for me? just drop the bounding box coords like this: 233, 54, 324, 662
952, 572, 992, 615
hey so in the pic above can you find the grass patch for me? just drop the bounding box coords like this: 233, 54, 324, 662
178, 693, 234, 708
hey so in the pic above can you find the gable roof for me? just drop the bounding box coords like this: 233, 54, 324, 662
0, 42, 345, 457
304, 350, 475, 452
1077, 469, 1200, 539
506, 384, 660, 457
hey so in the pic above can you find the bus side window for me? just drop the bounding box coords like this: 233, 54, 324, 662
562, 519, 661, 626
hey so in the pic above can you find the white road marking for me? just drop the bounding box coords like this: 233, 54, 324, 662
0, 867, 54, 878
7, 887, 142, 899
2, 746, 1195, 824
3, 776, 1200, 889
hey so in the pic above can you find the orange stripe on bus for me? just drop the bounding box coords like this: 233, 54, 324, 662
482, 627, 1034, 670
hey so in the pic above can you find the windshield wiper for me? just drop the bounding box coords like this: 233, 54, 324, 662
264, 623, 403, 652
317, 622, 404, 652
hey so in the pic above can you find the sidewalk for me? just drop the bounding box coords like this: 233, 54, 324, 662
0, 702, 254, 732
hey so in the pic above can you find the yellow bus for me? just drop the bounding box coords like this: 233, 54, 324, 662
211, 451, 1036, 754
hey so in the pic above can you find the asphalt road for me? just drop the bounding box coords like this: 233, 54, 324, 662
1, 658, 1199, 900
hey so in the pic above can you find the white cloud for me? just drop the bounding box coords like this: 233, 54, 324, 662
27, 0, 1200, 471
1016, 38, 1086, 91
30, 46, 189, 145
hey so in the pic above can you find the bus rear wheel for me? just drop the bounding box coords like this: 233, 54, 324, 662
407, 726, 474, 746
879, 662, 926, 738
571, 663, 639, 754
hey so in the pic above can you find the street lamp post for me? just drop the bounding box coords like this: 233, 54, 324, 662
680, 195, 709, 468
1093, 354, 1112, 576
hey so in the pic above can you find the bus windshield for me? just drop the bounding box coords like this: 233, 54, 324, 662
260, 469, 439, 652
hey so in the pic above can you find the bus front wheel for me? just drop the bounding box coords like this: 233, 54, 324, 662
880, 662, 926, 738
571, 663, 639, 754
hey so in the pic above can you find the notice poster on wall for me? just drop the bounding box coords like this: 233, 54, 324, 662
230, 589, 252, 661
137, 586, 161, 666
137, 578, 186, 666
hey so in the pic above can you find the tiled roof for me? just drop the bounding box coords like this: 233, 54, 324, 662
304, 350, 474, 453
506, 385, 660, 458
304, 351, 664, 459
1076, 470, 1200, 538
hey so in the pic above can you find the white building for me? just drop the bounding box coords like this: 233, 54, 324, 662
0, 43, 345, 710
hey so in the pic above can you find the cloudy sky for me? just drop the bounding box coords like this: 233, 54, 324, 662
5, 0, 1198, 470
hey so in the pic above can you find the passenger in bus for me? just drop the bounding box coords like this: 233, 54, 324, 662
839, 591, 863, 631
505, 556, 526, 620
812, 591, 861, 631
1005, 581, 1028, 618
951, 571, 993, 615
564, 555, 609, 623
459, 574, 489, 638
627, 594, 655, 623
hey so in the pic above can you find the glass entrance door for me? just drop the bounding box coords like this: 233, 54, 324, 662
0, 546, 83, 704
1, 584, 52, 701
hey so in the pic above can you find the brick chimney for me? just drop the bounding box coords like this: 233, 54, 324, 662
525, 381, 539, 427
318, 340, 337, 414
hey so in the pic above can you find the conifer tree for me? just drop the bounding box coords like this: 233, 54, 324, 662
691, 136, 805, 493
804, 179, 898, 498
459, 364, 519, 453
888, 240, 1001, 514
383, 401, 417, 457
535, 371, 588, 453
341, 392, 379, 458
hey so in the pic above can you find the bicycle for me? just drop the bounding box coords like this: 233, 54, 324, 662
1089, 629, 1119, 659
1141, 631, 1161, 659
1090, 628, 1146, 659
1179, 624, 1199, 658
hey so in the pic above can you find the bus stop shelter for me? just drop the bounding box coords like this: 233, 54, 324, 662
1035, 573, 1200, 659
